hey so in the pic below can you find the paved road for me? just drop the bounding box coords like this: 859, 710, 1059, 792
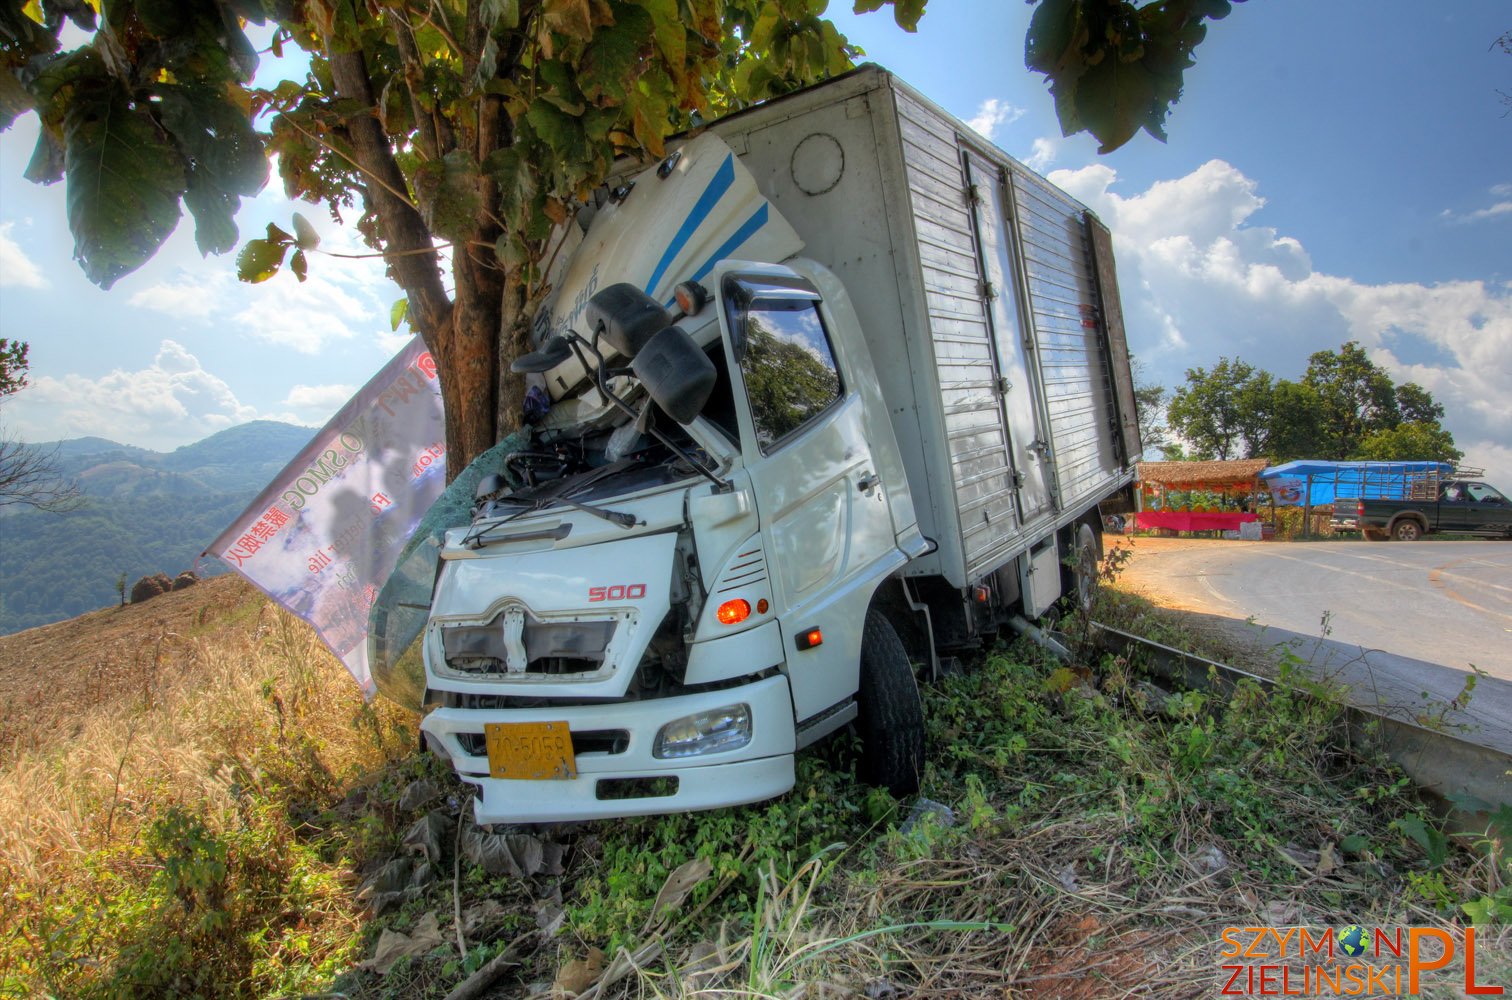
1117, 538, 1512, 755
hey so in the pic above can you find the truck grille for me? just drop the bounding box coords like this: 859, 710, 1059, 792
439, 611, 617, 679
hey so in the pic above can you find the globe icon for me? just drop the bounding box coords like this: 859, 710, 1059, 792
1338, 924, 1368, 958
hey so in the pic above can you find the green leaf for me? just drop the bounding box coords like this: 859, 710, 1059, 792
183, 179, 240, 255
236, 237, 288, 283
482, 146, 537, 224
63, 78, 187, 289
292, 212, 320, 250
578, 6, 652, 105
156, 83, 268, 197
390, 297, 409, 331
543, 0, 595, 41
526, 100, 591, 164
0, 71, 35, 131
1025, 0, 1086, 76
1072, 53, 1156, 153
494, 232, 528, 269
290, 248, 308, 281
23, 127, 64, 184
413, 149, 482, 244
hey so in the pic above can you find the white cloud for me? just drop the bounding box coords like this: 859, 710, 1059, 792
1022, 137, 1061, 174
128, 274, 226, 318
126, 251, 389, 355
966, 98, 1026, 142
4, 340, 257, 449
1439, 184, 1512, 224
1048, 159, 1512, 468
279, 382, 357, 425
0, 222, 46, 289
232, 271, 377, 354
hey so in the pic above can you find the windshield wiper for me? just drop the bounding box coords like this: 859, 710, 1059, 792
463, 462, 644, 548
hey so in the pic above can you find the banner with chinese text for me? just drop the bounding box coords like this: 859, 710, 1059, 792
210, 337, 446, 694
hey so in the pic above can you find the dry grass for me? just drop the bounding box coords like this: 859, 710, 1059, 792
0, 577, 417, 996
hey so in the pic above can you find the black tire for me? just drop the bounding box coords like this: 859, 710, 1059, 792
1069, 523, 1099, 614
856, 609, 925, 797
1392, 518, 1423, 542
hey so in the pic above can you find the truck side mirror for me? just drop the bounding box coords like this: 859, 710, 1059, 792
510, 333, 574, 373
586, 283, 673, 360
631, 325, 716, 424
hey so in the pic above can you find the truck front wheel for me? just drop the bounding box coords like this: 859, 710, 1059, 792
1392, 519, 1424, 542
856, 609, 925, 797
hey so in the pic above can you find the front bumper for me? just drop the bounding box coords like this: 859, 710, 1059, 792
421, 674, 797, 823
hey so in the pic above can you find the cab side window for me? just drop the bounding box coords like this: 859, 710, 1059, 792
1468, 484, 1507, 504
725, 276, 843, 453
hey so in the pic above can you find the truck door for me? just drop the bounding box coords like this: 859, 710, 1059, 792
1465, 483, 1512, 534
964, 152, 1052, 523
718, 270, 897, 721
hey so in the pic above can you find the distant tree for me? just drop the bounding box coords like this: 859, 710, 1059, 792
1024, 0, 1247, 153
1129, 354, 1170, 457
1395, 382, 1445, 425
116, 572, 127, 608
1301, 341, 1399, 458
1166, 357, 1272, 461
1261, 379, 1327, 462
1354, 422, 1463, 464
0, 340, 27, 396
0, 338, 81, 513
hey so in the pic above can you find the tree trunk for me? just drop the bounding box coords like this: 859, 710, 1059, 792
495, 267, 532, 441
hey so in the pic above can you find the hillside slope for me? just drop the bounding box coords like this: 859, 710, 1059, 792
0, 574, 261, 759
0, 421, 311, 635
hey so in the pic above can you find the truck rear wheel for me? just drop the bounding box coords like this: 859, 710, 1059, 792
1392, 519, 1424, 541
856, 609, 925, 797
1069, 523, 1099, 614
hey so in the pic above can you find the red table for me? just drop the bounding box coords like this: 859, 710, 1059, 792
1134, 510, 1258, 532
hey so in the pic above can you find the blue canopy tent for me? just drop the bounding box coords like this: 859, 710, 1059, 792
1258, 460, 1453, 508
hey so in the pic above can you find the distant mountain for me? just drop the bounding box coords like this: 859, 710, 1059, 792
0, 421, 315, 635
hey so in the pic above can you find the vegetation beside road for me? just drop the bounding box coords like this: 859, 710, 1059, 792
2, 569, 1506, 998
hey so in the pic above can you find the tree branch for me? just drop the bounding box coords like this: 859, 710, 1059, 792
0, 437, 83, 513
320, 40, 453, 340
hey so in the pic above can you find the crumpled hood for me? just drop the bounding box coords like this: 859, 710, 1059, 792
425, 530, 678, 701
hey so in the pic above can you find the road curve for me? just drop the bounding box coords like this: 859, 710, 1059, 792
1118, 538, 1511, 678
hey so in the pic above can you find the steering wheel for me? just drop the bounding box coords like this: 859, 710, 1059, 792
505, 449, 572, 487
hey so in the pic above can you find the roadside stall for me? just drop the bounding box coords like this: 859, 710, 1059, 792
1133, 459, 1269, 536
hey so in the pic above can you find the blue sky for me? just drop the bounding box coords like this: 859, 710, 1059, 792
1, 0, 1509, 482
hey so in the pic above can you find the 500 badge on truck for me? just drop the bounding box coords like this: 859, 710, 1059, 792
589, 583, 647, 602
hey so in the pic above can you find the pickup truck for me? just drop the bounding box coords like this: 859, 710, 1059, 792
1354, 482, 1512, 541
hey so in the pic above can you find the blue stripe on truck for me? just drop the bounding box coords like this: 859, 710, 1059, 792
643, 155, 735, 296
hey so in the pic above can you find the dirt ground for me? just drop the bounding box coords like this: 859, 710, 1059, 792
0, 575, 267, 760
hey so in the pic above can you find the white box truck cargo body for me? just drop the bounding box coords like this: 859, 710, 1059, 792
372, 65, 1141, 824
695, 67, 1139, 608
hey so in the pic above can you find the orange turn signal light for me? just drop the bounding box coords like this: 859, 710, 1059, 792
796, 627, 823, 651
717, 599, 751, 626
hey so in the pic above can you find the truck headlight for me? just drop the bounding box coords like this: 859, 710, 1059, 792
653, 704, 752, 759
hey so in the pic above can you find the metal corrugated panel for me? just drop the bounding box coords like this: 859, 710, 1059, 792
1010, 170, 1121, 512
895, 90, 1018, 578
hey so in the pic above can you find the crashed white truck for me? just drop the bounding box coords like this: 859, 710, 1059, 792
370, 66, 1143, 824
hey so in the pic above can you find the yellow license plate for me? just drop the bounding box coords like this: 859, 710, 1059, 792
484, 721, 577, 780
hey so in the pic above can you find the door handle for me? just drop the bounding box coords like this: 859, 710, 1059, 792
857, 473, 880, 493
